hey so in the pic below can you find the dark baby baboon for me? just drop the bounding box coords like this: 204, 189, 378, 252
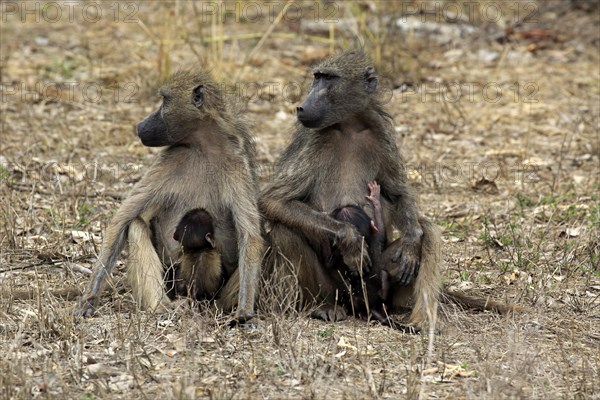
75, 70, 264, 322
173, 208, 216, 251
170, 208, 226, 301
322, 181, 395, 323
347, 181, 391, 320
326, 180, 386, 269
260, 50, 442, 326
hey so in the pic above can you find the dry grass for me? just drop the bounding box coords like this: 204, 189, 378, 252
1, 1, 599, 399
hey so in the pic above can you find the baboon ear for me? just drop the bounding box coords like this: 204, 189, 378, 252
205, 232, 215, 248
365, 66, 378, 93
173, 229, 181, 242
192, 85, 204, 108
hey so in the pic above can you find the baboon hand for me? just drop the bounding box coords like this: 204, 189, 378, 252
386, 241, 421, 286
335, 223, 371, 274
366, 180, 381, 207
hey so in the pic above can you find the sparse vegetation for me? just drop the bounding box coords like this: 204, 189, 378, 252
1, 1, 598, 399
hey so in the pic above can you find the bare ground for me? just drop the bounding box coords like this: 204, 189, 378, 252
1, 1, 599, 399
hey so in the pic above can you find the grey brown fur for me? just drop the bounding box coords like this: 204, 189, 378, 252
260, 51, 520, 326
259, 50, 441, 326
75, 70, 263, 322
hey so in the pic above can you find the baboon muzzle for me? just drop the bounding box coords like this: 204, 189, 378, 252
136, 109, 169, 147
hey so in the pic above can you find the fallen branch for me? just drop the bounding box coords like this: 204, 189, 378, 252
0, 255, 94, 274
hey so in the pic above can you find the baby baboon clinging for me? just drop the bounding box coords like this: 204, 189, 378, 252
329, 180, 386, 269
328, 181, 393, 323
75, 70, 263, 322
260, 50, 441, 326
173, 208, 216, 251
171, 208, 226, 301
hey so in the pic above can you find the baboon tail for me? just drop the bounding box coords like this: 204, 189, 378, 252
408, 217, 442, 327
128, 218, 166, 310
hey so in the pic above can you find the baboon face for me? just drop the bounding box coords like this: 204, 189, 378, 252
136, 71, 222, 147
296, 51, 378, 129
173, 208, 216, 251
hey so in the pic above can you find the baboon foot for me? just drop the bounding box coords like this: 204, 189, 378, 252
74, 298, 96, 318
235, 309, 256, 324
311, 305, 348, 322
227, 310, 256, 328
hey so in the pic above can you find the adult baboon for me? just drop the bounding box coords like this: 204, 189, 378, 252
261, 51, 519, 326
75, 71, 263, 322
259, 50, 441, 326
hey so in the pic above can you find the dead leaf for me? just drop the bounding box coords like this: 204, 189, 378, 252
158, 319, 174, 328
282, 378, 301, 387
485, 149, 526, 158
87, 363, 121, 378
71, 231, 90, 243
558, 227, 581, 238
26, 235, 48, 245
108, 374, 134, 391
65, 262, 92, 275
523, 156, 551, 167
504, 271, 518, 285
55, 164, 84, 181
334, 349, 347, 358
422, 362, 476, 381
337, 336, 357, 351
408, 168, 422, 182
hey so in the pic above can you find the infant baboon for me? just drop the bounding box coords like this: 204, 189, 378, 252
173, 208, 216, 251
75, 70, 263, 322
327, 181, 392, 323
327, 181, 386, 268
171, 208, 225, 301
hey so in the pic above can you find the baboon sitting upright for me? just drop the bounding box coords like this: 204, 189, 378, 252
260, 51, 441, 326
75, 70, 263, 322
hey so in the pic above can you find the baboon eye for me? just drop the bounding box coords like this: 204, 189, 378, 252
192, 85, 204, 107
